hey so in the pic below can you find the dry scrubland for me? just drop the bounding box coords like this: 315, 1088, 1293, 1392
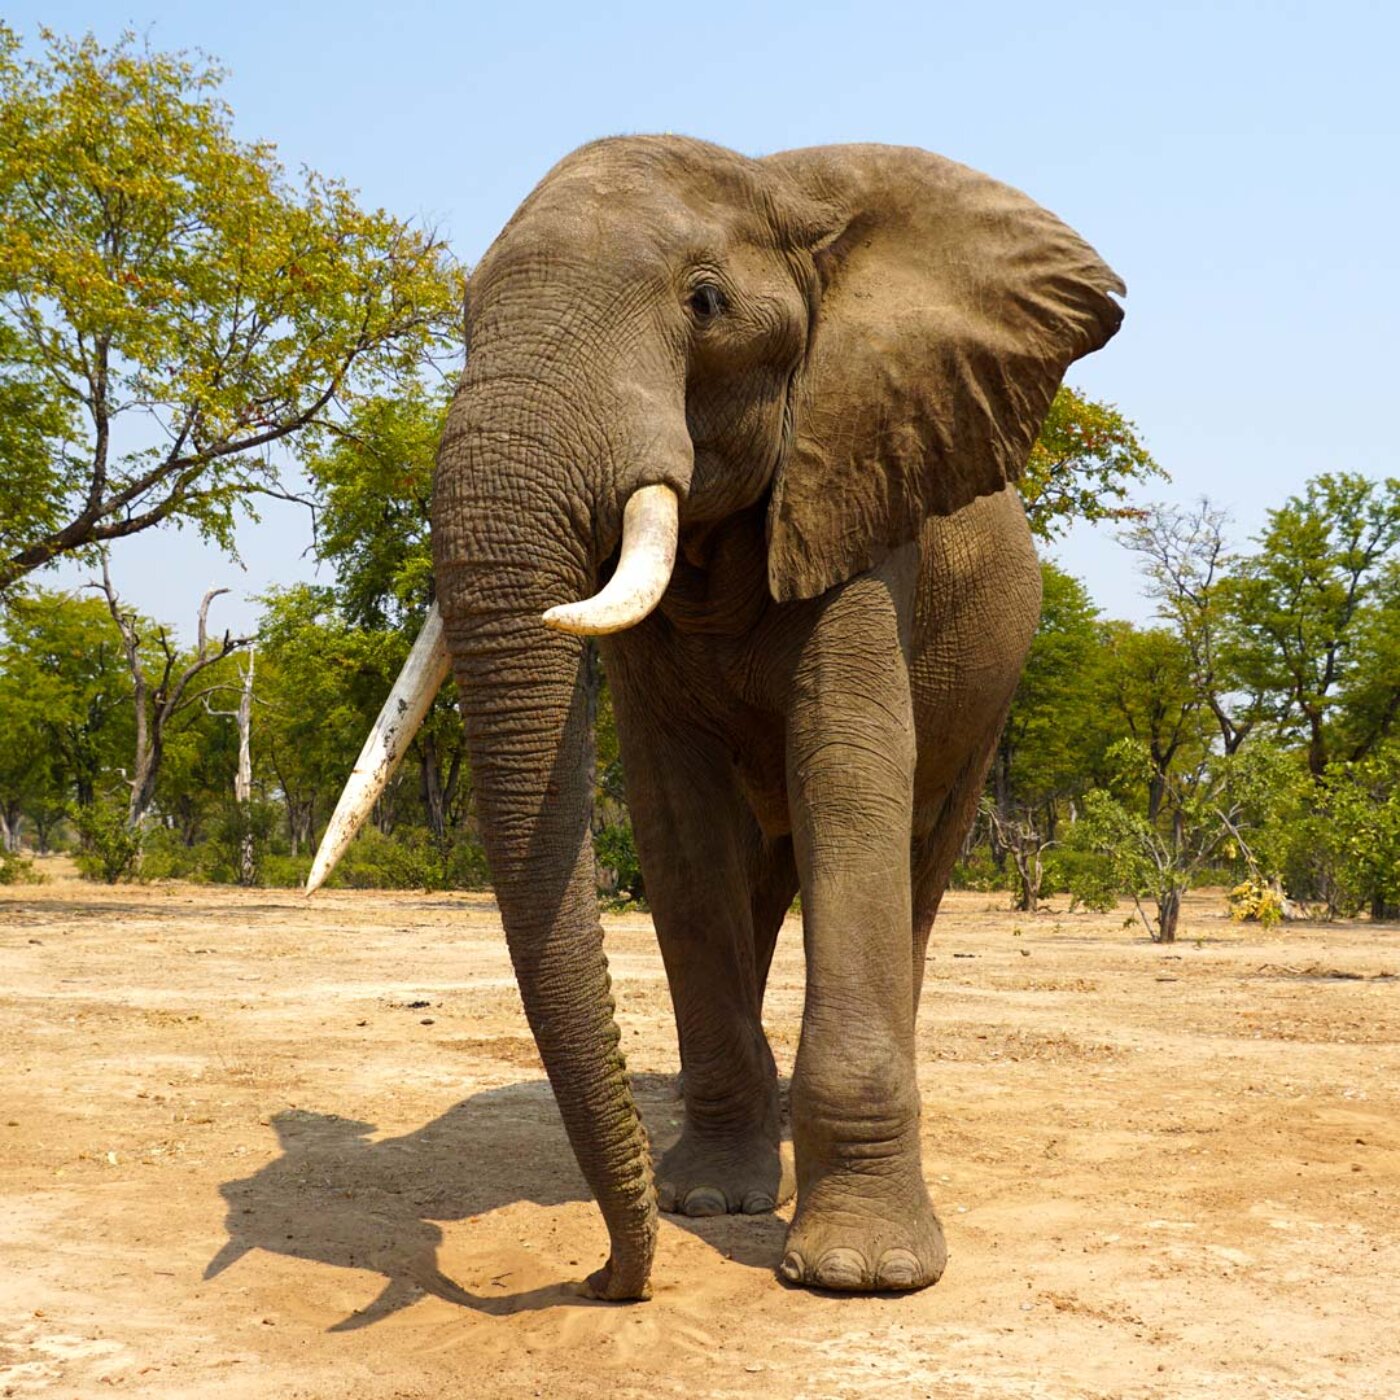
1, 863, 1397, 1400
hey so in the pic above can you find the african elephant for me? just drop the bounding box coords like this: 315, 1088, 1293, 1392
308, 136, 1123, 1300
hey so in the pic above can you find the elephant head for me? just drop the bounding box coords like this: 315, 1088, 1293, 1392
308, 137, 1123, 1300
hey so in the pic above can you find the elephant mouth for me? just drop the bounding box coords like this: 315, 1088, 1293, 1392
303, 480, 680, 896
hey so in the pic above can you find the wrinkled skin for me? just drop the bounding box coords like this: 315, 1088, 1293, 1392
430, 136, 1122, 1298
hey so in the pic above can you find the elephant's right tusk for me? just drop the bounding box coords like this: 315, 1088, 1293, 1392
541, 483, 679, 635
305, 602, 451, 896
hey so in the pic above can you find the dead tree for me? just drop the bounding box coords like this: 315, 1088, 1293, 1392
92, 559, 252, 828
206, 648, 257, 884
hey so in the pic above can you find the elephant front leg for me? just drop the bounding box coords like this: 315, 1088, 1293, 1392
780, 563, 946, 1293
617, 713, 791, 1218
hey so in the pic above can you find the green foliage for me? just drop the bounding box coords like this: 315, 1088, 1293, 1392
0, 25, 461, 589
0, 588, 133, 808
71, 798, 141, 883
595, 820, 646, 907
1223, 473, 1400, 776
0, 847, 43, 883
135, 826, 210, 882
1021, 386, 1163, 540
207, 798, 279, 885
1066, 739, 1301, 941
328, 826, 444, 891
300, 387, 447, 629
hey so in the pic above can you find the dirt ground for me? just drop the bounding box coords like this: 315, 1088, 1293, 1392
2, 863, 1397, 1400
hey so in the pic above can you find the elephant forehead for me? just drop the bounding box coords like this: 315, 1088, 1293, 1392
479, 188, 736, 288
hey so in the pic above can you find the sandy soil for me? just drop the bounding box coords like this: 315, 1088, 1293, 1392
1, 862, 1397, 1400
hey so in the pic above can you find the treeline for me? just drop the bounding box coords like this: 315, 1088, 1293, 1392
978, 476, 1400, 937
2, 470, 1397, 942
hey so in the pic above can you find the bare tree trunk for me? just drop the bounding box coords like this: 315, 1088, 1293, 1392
92, 560, 252, 829
233, 650, 255, 885
1156, 887, 1182, 943
0, 805, 18, 854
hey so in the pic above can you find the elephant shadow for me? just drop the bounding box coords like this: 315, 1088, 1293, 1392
203, 1072, 790, 1329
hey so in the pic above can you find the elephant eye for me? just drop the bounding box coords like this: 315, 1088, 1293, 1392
688, 283, 726, 321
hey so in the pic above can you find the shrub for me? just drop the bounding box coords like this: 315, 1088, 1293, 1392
261, 852, 313, 888
595, 820, 645, 907
331, 826, 444, 890
137, 827, 210, 882
949, 848, 1010, 892
0, 849, 44, 885
206, 800, 280, 885
442, 834, 491, 890
1228, 879, 1284, 927
71, 801, 142, 884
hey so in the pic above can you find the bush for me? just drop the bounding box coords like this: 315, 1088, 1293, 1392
261, 852, 313, 888
1041, 847, 1118, 909
330, 826, 444, 890
71, 801, 142, 884
949, 848, 1010, 892
0, 849, 44, 884
1228, 879, 1285, 927
442, 833, 491, 890
595, 820, 645, 907
137, 827, 211, 882
206, 800, 280, 885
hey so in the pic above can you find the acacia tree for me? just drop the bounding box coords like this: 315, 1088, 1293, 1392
0, 26, 460, 592
91, 559, 250, 826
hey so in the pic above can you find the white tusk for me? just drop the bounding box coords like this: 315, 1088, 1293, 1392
541, 483, 679, 635
305, 602, 451, 896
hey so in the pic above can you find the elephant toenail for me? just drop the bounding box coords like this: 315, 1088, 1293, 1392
813, 1248, 868, 1290
741, 1190, 775, 1214
682, 1186, 726, 1217
875, 1249, 921, 1289
656, 1181, 678, 1212
779, 1251, 805, 1282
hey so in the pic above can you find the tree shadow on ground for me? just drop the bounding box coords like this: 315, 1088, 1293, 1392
204, 1072, 790, 1329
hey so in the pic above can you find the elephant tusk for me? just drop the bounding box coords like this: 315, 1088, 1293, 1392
541, 483, 679, 635
305, 602, 452, 897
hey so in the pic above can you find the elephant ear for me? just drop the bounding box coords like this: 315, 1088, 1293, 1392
761, 144, 1125, 603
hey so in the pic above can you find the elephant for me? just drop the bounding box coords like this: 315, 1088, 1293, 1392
307, 136, 1123, 1301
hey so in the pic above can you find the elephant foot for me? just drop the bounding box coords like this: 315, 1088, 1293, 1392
778, 1171, 947, 1293
657, 1130, 793, 1217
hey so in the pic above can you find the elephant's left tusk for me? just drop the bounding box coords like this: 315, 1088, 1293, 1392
541, 483, 679, 635
305, 602, 451, 896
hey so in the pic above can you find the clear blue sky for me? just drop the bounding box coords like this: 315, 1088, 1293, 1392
15, 0, 1399, 635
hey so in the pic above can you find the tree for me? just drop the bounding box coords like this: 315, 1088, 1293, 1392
1224, 473, 1400, 778
1072, 739, 1297, 943
0, 26, 461, 591
205, 647, 257, 883
1019, 386, 1163, 540
300, 387, 466, 845
1286, 743, 1400, 921
1098, 621, 1208, 819
0, 587, 131, 811
988, 562, 1107, 907
255, 585, 400, 852
1120, 500, 1263, 753
91, 559, 251, 826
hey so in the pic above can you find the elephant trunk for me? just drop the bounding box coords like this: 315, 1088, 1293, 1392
433, 432, 658, 1300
